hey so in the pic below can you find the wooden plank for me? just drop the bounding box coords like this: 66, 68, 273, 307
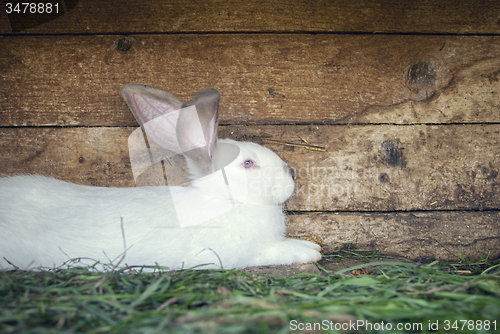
1, 35, 499, 126
286, 212, 500, 261
266, 124, 500, 212
0, 127, 134, 186
1, 0, 499, 34
1, 124, 498, 212
0, 1, 11, 34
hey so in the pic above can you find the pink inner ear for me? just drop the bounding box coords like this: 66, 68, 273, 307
178, 88, 220, 161
143, 110, 182, 154
123, 87, 184, 154
129, 92, 180, 126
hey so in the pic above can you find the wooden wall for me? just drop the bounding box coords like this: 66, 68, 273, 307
1, 0, 499, 261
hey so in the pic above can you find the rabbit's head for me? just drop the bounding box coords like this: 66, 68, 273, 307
122, 84, 295, 205
214, 139, 295, 205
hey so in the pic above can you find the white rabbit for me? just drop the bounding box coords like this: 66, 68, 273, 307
0, 84, 321, 271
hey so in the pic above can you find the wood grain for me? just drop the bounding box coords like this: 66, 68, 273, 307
1, 124, 498, 212
2, 0, 499, 34
287, 212, 500, 262
1, 35, 499, 126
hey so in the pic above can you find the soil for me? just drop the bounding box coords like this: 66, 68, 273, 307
241, 256, 414, 278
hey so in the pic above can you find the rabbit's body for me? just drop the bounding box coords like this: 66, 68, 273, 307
0, 174, 317, 270
0, 85, 321, 271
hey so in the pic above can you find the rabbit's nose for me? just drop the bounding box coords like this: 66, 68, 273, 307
287, 164, 296, 181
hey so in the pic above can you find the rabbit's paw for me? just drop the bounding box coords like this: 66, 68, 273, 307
283, 238, 322, 264
254, 238, 322, 266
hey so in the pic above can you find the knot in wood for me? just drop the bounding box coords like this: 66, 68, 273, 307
408, 62, 435, 89
117, 38, 133, 52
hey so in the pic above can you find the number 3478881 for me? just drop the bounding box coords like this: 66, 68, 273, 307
6, 3, 60, 14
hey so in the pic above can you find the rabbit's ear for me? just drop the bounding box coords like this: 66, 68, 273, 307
121, 84, 183, 153
178, 88, 221, 175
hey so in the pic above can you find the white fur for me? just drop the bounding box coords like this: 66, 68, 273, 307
0, 86, 321, 271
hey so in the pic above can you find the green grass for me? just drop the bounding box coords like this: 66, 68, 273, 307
1, 253, 499, 333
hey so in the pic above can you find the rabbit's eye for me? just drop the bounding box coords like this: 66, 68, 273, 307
243, 159, 255, 169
